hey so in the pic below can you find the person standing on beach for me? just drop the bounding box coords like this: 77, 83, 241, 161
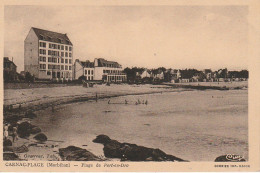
3, 123, 9, 140
12, 126, 18, 142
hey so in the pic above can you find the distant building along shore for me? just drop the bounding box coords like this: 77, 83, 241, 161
74, 58, 127, 82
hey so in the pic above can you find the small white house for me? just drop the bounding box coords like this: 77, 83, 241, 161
140, 69, 151, 78
152, 71, 164, 80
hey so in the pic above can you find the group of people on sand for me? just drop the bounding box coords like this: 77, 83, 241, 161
107, 99, 148, 105
3, 123, 18, 143
135, 99, 148, 105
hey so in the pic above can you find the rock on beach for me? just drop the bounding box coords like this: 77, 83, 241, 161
4, 114, 22, 124
34, 133, 48, 142
93, 134, 187, 161
17, 121, 42, 138
59, 146, 103, 161
17, 121, 34, 138
30, 126, 41, 134
4, 145, 29, 153
3, 153, 21, 161
24, 110, 37, 119
3, 139, 12, 147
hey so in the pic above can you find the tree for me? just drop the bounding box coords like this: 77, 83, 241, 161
180, 69, 200, 79
25, 72, 34, 83
218, 68, 228, 78
78, 75, 86, 81
123, 67, 145, 82
239, 70, 249, 78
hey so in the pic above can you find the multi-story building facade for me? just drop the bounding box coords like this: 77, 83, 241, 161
24, 27, 73, 81
74, 58, 127, 82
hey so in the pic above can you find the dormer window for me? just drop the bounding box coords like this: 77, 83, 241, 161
39, 34, 44, 40
47, 36, 52, 40
58, 38, 62, 43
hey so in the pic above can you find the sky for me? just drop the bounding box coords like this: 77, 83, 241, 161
4, 5, 248, 72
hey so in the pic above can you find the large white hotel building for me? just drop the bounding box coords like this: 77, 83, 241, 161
74, 58, 127, 82
24, 27, 73, 81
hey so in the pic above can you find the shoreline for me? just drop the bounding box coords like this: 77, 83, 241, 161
4, 81, 247, 110
3, 84, 248, 161
4, 89, 191, 115
162, 81, 248, 90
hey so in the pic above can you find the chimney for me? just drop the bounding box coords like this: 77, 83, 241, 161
94, 58, 98, 67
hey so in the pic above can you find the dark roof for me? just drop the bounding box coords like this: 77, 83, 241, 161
4, 57, 16, 67
76, 59, 94, 68
81, 61, 94, 68
32, 27, 72, 45
97, 58, 121, 68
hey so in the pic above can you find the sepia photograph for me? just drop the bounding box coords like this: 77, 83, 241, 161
1, 1, 259, 171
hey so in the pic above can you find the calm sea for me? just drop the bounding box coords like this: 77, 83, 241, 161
32, 89, 248, 161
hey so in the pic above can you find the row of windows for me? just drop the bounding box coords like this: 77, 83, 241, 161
39, 49, 46, 55
39, 42, 72, 51
106, 75, 126, 81
42, 64, 72, 70
39, 56, 46, 62
86, 76, 94, 80
39, 49, 72, 58
39, 42, 46, 47
104, 64, 121, 68
39, 56, 72, 64
46, 71, 72, 78
40, 64, 46, 70
103, 70, 122, 74
45, 50, 72, 57
84, 70, 94, 75
49, 43, 72, 51
48, 50, 59, 56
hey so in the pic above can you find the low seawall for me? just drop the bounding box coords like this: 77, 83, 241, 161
4, 82, 82, 90
162, 83, 229, 90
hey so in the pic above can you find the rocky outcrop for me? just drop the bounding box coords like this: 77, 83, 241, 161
3, 139, 12, 147
14, 145, 29, 153
34, 133, 48, 142
17, 121, 34, 138
59, 146, 103, 161
24, 110, 37, 119
30, 126, 41, 134
93, 135, 187, 161
3, 153, 21, 161
17, 121, 43, 138
4, 114, 22, 124
4, 145, 29, 153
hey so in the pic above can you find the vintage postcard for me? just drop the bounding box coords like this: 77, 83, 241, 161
0, 0, 259, 172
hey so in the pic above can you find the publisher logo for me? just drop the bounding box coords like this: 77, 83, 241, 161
225, 154, 245, 161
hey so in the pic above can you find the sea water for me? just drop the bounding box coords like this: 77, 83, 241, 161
32, 89, 248, 161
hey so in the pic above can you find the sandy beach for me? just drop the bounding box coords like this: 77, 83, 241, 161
3, 82, 248, 161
